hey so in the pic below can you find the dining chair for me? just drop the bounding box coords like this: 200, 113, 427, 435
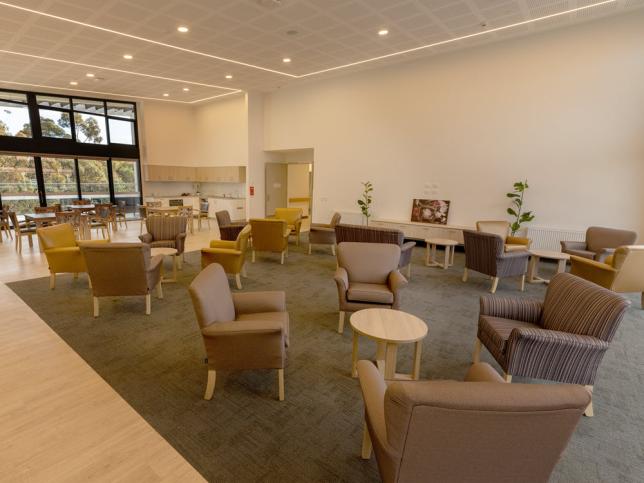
8, 211, 36, 253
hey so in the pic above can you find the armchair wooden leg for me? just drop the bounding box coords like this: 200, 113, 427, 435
145, 294, 151, 315
338, 311, 346, 334
88, 277, 92, 289
584, 385, 594, 417
490, 277, 500, 294
351, 331, 359, 377
406, 263, 412, 279
308, 243, 312, 255
503, 372, 512, 383
278, 368, 285, 401
462, 268, 468, 282
280, 251, 285, 265
519, 274, 526, 292
252, 250, 256, 263
472, 338, 481, 363
156, 282, 163, 299
49, 272, 56, 290
361, 424, 373, 460
204, 369, 216, 400
331, 245, 336, 256
235, 273, 242, 290
93, 297, 99, 317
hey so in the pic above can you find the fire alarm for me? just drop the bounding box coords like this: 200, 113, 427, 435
249, 185, 255, 197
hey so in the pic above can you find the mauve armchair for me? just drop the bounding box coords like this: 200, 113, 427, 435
462, 230, 529, 293
308, 212, 341, 255
189, 263, 289, 401
216, 210, 246, 241
334, 242, 407, 334
473, 272, 630, 417
358, 360, 590, 483
561, 226, 637, 263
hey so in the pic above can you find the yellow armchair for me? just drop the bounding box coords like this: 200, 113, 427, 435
201, 225, 251, 289
274, 208, 303, 246
571, 245, 644, 308
37, 223, 108, 289
476, 220, 531, 252
249, 218, 290, 264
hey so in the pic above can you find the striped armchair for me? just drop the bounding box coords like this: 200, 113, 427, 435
473, 272, 630, 417
462, 230, 530, 293
139, 215, 188, 262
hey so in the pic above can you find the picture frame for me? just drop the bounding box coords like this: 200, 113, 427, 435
410, 199, 451, 225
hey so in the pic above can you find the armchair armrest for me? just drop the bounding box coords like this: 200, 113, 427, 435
480, 295, 543, 324
76, 239, 109, 247
334, 267, 349, 291
357, 360, 387, 449
209, 240, 236, 249
388, 270, 408, 293
232, 291, 286, 315
175, 232, 187, 254
147, 254, 164, 273
401, 240, 416, 252
310, 225, 334, 232
464, 362, 505, 383
201, 319, 284, 338
570, 255, 618, 289
596, 248, 615, 263
507, 235, 530, 247
497, 250, 530, 261
561, 240, 586, 252
139, 233, 153, 244
201, 248, 242, 257
43, 246, 80, 255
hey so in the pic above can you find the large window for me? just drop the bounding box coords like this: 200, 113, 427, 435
0, 88, 141, 212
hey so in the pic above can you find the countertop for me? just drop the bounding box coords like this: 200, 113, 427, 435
145, 195, 246, 200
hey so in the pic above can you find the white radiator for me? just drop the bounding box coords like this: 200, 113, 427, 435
526, 226, 585, 251
337, 210, 364, 225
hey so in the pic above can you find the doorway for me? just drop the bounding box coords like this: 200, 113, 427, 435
264, 162, 313, 218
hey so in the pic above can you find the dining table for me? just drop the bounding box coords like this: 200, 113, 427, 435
69, 204, 96, 213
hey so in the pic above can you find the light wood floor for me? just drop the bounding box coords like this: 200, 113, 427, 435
0, 220, 221, 482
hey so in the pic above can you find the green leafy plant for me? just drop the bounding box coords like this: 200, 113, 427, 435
506, 180, 535, 235
357, 181, 373, 225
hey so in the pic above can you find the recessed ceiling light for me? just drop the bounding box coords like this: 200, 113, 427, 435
85, 73, 95, 77
378, 29, 389, 36
225, 74, 233, 79
177, 26, 189, 33
123, 54, 133, 60
163, 93, 169, 97
183, 87, 190, 91
69, 81, 78, 85
282, 57, 291, 63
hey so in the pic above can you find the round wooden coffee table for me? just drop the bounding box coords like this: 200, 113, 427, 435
527, 249, 570, 284
151, 247, 178, 283
425, 238, 458, 269
350, 308, 428, 380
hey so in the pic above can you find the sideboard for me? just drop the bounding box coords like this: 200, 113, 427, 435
370, 219, 473, 244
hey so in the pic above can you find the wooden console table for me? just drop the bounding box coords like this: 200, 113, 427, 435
370, 219, 472, 243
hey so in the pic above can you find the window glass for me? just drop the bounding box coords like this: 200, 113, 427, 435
108, 118, 135, 144
107, 101, 135, 119
72, 98, 105, 115
0, 100, 31, 137
42, 157, 77, 208
39, 109, 72, 139
74, 113, 107, 144
78, 158, 110, 202
0, 155, 39, 214
36, 95, 71, 109
0, 92, 27, 103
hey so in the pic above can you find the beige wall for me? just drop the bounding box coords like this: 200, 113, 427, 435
263, 12, 644, 234
194, 95, 247, 167
139, 102, 197, 167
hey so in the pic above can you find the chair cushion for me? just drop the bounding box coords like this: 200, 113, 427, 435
348, 282, 394, 304
505, 244, 528, 252
478, 315, 540, 361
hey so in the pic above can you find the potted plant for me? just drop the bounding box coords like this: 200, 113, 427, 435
357, 181, 373, 226
507, 180, 535, 235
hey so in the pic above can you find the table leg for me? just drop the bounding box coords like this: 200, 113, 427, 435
172, 254, 178, 281
384, 343, 398, 380
412, 341, 423, 380
443, 246, 449, 269
375, 342, 386, 375
351, 331, 359, 378
425, 244, 430, 266
557, 258, 567, 274
527, 255, 538, 283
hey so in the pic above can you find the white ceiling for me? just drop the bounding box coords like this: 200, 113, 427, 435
0, 0, 642, 103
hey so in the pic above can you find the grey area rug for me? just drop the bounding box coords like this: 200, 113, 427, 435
8, 244, 644, 482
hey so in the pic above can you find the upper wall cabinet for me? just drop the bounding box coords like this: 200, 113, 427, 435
145, 165, 246, 183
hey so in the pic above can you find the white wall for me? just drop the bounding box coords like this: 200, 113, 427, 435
139, 102, 196, 167
263, 12, 644, 235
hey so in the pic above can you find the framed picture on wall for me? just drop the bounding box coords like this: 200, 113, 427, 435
411, 199, 451, 225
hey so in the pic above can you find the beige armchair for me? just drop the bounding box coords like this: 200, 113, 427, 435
571, 245, 644, 308
201, 224, 251, 289
476, 220, 531, 252
249, 218, 290, 264
80, 243, 164, 316
308, 212, 341, 255
562, 226, 637, 262
188, 264, 289, 401
357, 360, 590, 483
274, 207, 303, 246
334, 242, 407, 334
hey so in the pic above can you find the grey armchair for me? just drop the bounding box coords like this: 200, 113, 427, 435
216, 210, 246, 241
334, 242, 407, 334
80, 243, 164, 316
139, 215, 187, 267
561, 226, 637, 262
335, 223, 416, 278
462, 230, 529, 293
308, 212, 341, 255
358, 360, 590, 483
189, 263, 289, 401
473, 272, 630, 417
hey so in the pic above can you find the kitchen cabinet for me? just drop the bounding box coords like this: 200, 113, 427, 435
208, 198, 246, 221
144, 165, 245, 183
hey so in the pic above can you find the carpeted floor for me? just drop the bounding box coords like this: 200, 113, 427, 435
8, 244, 644, 482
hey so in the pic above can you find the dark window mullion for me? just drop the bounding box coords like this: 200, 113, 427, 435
26, 93, 42, 139
34, 156, 46, 207
104, 101, 111, 145
68, 96, 77, 143
74, 158, 82, 200
107, 157, 115, 204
